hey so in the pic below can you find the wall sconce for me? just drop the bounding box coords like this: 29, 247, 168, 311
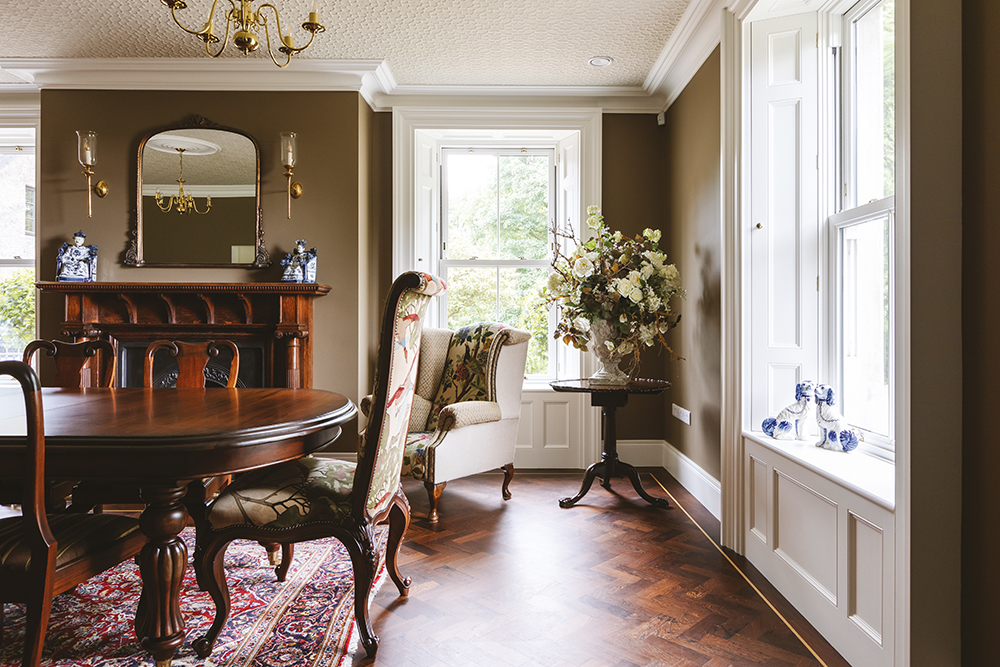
281, 132, 303, 219
76, 130, 108, 218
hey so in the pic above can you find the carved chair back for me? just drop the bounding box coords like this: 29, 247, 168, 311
23, 339, 116, 388
144, 340, 239, 388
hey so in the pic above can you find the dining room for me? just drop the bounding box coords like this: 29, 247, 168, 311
0, 0, 985, 666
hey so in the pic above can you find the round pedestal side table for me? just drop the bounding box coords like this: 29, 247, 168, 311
550, 378, 672, 509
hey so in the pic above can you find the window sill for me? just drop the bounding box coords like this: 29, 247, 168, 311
744, 430, 895, 511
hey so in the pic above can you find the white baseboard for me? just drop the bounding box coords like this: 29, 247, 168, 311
619, 439, 722, 520
323, 442, 722, 520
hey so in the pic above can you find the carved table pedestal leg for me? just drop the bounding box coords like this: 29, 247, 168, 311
135, 484, 190, 667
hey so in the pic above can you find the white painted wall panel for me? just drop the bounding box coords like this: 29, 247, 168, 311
750, 455, 769, 544
749, 12, 819, 430
744, 434, 894, 667
774, 469, 838, 603
850, 510, 885, 644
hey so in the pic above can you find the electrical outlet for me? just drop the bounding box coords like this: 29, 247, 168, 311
672, 403, 691, 425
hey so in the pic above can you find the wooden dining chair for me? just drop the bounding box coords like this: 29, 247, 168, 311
22, 339, 117, 389
0, 360, 147, 667
144, 339, 239, 388
190, 271, 446, 660
1, 339, 118, 512
70, 340, 239, 515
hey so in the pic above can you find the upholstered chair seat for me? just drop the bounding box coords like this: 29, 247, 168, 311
362, 322, 530, 523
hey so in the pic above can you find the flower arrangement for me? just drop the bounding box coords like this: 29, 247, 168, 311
542, 206, 684, 375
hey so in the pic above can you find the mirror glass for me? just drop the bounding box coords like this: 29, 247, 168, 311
130, 123, 267, 267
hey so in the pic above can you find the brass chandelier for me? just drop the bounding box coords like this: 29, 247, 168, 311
161, 0, 326, 68
156, 148, 212, 215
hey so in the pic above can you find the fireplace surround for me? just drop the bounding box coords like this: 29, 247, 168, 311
37, 282, 330, 388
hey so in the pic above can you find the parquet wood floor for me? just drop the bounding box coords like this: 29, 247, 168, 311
364, 470, 850, 667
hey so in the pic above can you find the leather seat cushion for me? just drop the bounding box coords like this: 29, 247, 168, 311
0, 513, 142, 572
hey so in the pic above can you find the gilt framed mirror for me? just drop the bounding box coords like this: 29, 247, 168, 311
127, 116, 269, 267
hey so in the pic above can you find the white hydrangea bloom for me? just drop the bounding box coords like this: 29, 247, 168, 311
587, 205, 601, 216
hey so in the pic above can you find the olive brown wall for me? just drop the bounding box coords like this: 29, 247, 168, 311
962, 0, 1000, 662
661, 48, 722, 481
601, 114, 669, 442
37, 89, 387, 450
601, 47, 722, 479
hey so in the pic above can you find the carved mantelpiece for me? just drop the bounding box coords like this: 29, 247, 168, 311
36, 282, 330, 389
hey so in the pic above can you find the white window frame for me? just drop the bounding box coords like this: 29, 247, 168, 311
828, 195, 895, 457
826, 0, 896, 459
438, 147, 557, 378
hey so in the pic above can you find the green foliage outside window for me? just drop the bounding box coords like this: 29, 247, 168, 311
445, 154, 552, 375
0, 269, 35, 356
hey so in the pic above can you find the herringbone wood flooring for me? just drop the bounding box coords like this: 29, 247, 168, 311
364, 470, 850, 667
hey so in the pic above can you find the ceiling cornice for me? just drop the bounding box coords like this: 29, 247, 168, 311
644, 0, 726, 111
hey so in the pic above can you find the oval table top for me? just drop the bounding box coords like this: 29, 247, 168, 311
0, 387, 357, 482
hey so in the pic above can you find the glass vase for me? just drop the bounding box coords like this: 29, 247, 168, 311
588, 319, 630, 385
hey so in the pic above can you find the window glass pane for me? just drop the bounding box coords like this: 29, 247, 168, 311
24, 185, 35, 235
0, 267, 35, 362
1, 153, 36, 257
854, 0, 895, 204
498, 155, 549, 260
445, 266, 498, 330
445, 153, 498, 259
841, 213, 890, 436
499, 267, 549, 375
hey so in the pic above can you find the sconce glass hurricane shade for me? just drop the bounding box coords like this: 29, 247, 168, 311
77, 130, 97, 167
280, 132, 297, 168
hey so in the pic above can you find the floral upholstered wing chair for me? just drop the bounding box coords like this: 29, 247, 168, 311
363, 322, 530, 523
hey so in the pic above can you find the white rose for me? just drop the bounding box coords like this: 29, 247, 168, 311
573, 256, 595, 278
641, 263, 655, 280
628, 286, 643, 303
616, 278, 632, 297
628, 270, 643, 288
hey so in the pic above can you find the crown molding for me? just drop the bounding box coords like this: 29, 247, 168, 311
644, 0, 727, 112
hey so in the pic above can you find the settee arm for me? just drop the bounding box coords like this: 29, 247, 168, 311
436, 401, 502, 431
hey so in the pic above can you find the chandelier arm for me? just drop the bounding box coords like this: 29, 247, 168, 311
255, 5, 292, 68
204, 11, 234, 58
168, 0, 224, 38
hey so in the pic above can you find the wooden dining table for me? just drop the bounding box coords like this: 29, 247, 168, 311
0, 386, 357, 667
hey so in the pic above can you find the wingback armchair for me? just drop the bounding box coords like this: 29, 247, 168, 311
363, 322, 530, 523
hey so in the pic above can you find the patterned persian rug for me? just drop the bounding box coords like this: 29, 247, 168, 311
0, 528, 387, 667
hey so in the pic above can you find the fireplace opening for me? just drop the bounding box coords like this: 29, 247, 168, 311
118, 341, 266, 388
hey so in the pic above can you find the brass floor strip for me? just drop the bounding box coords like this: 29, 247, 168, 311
647, 473, 830, 667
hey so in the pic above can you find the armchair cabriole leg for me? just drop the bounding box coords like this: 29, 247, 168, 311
424, 481, 446, 524
501, 463, 514, 501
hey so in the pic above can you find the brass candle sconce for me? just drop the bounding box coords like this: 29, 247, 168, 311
281, 132, 303, 219
76, 130, 108, 217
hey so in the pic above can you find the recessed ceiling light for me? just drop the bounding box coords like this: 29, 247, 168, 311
588, 56, 613, 68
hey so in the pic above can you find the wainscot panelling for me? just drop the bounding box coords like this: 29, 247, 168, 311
745, 435, 894, 667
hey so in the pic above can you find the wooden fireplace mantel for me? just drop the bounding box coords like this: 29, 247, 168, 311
37, 282, 331, 389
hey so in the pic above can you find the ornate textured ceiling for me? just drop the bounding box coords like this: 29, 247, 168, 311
0, 0, 693, 88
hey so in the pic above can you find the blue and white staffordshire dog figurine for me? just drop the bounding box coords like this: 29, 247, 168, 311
814, 384, 859, 452
762, 380, 816, 440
